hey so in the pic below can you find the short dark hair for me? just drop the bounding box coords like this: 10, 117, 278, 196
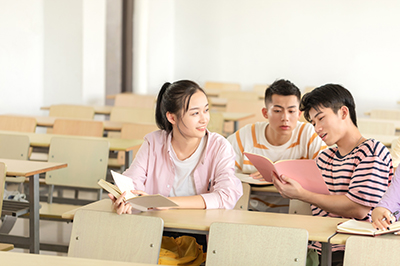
155, 80, 206, 133
264, 79, 301, 107
300, 84, 357, 127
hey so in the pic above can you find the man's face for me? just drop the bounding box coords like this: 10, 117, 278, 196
263, 94, 301, 137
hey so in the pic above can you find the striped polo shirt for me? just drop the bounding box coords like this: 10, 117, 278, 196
227, 121, 327, 174
311, 138, 393, 252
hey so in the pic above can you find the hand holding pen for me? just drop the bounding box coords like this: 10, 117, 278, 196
371, 207, 399, 231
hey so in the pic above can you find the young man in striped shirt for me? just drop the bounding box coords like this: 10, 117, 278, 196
272, 84, 393, 265
227, 79, 327, 212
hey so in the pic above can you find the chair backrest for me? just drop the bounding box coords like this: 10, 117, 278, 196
370, 109, 400, 120
358, 119, 396, 135
391, 137, 400, 169
110, 106, 156, 124
68, 209, 164, 264
53, 119, 104, 137
49, 105, 95, 119
252, 84, 268, 98
204, 81, 240, 91
219, 90, 260, 101
0, 162, 6, 215
0, 134, 30, 160
208, 112, 225, 135
114, 93, 157, 109
288, 199, 312, 215
343, 236, 400, 265
0, 115, 37, 132
226, 99, 266, 130
206, 222, 308, 266
233, 182, 251, 210
45, 137, 109, 189
120, 122, 158, 140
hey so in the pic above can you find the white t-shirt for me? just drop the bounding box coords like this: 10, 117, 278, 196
169, 136, 207, 197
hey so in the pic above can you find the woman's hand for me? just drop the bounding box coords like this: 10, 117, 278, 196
371, 207, 395, 231
108, 192, 132, 215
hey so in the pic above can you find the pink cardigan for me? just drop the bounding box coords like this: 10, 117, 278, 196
123, 130, 243, 209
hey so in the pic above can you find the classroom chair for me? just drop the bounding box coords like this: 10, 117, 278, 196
208, 112, 225, 136
0, 115, 37, 133
108, 122, 157, 169
288, 199, 312, 215
224, 99, 266, 134
343, 236, 400, 265
114, 93, 157, 109
206, 222, 308, 266
204, 81, 241, 91
358, 119, 396, 135
219, 90, 260, 101
68, 209, 164, 264
370, 109, 400, 120
391, 136, 400, 169
233, 182, 251, 210
53, 118, 104, 137
110, 106, 156, 124
252, 84, 268, 98
40, 136, 109, 210
48, 104, 95, 119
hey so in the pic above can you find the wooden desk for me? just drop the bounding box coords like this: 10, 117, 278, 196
63, 199, 348, 266
40, 105, 113, 115
0, 158, 67, 254
222, 112, 254, 132
0, 252, 160, 266
0, 131, 143, 169
33, 116, 124, 132
330, 230, 400, 246
36, 111, 252, 133
0, 243, 14, 251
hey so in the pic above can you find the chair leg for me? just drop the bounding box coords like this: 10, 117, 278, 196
0, 216, 17, 234
48, 185, 54, 204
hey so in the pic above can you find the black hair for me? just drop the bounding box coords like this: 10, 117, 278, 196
155, 80, 206, 133
264, 79, 301, 106
300, 84, 357, 127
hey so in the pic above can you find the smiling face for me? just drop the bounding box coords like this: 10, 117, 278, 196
170, 90, 210, 139
263, 94, 301, 144
308, 105, 345, 146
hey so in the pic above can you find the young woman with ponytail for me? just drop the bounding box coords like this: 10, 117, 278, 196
109, 80, 243, 214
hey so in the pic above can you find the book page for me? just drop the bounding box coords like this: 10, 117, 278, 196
110, 170, 137, 200
235, 173, 272, 186
337, 219, 400, 236
274, 160, 330, 195
243, 152, 277, 182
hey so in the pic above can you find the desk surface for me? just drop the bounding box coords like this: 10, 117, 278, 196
40, 105, 113, 115
0, 158, 67, 177
33, 116, 124, 132
0, 252, 160, 266
0, 130, 143, 152
330, 230, 400, 245
63, 199, 348, 243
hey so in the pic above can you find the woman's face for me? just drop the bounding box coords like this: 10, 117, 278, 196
174, 90, 210, 139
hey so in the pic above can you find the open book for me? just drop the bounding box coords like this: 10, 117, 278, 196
98, 170, 178, 211
337, 219, 400, 236
235, 173, 272, 186
244, 152, 330, 194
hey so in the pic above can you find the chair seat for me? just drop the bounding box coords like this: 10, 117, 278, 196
1, 200, 30, 217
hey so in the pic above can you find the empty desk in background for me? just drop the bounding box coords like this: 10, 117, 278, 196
62, 199, 348, 266
0, 131, 143, 169
40, 105, 113, 116
0, 158, 67, 253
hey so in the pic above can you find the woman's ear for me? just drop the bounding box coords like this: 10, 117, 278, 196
166, 112, 177, 125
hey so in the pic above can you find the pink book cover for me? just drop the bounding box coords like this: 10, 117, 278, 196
244, 152, 330, 195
